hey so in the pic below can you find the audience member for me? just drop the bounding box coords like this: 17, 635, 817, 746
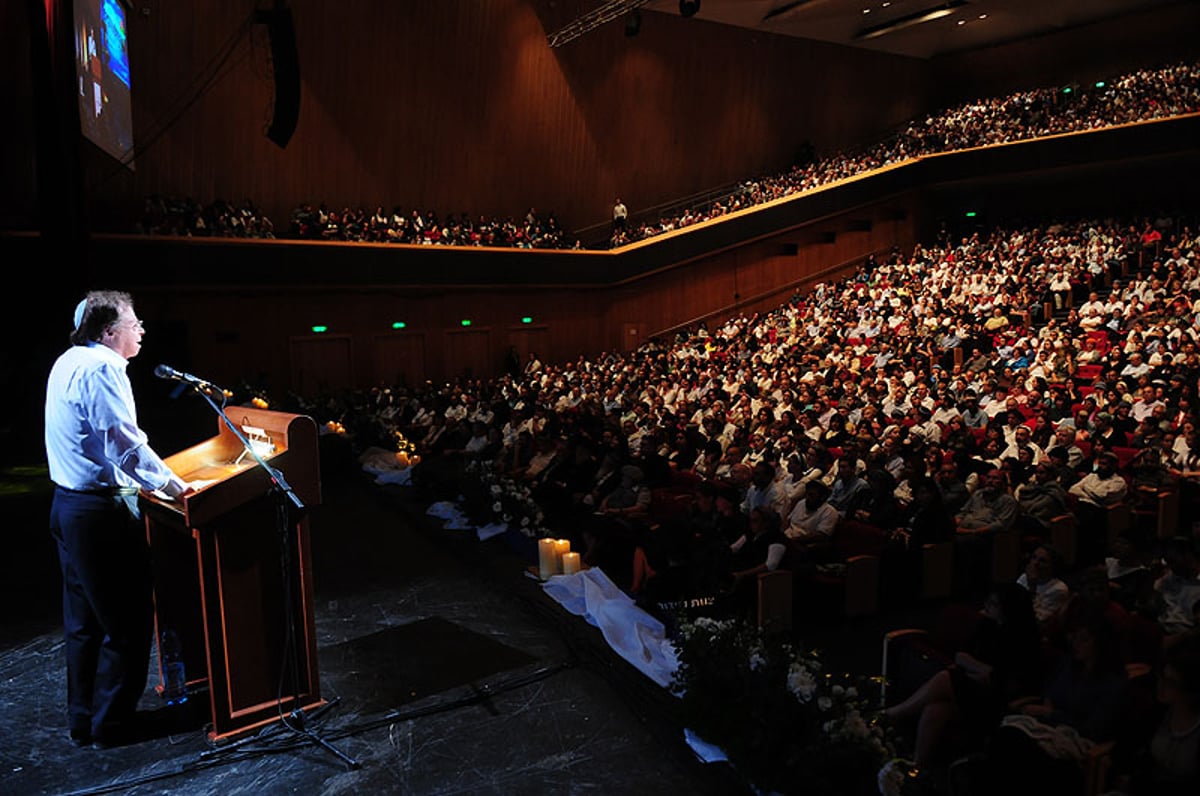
1017, 544, 1072, 626
882, 582, 1044, 768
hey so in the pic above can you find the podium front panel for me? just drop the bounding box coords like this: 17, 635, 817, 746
198, 493, 316, 716
143, 409, 323, 740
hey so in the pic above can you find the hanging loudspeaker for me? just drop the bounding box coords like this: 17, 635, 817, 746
625, 9, 641, 36
260, 5, 300, 148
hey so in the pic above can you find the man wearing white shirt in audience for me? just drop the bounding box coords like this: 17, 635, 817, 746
786, 480, 840, 544
1121, 351, 1151, 379
1003, 424, 1045, 464
1079, 306, 1106, 331
1049, 424, 1085, 470
467, 399, 494, 426
742, 460, 791, 520
910, 405, 942, 445
1131, 385, 1165, 422
1104, 283, 1126, 315
1079, 291, 1106, 319
1016, 544, 1071, 625
1069, 452, 1129, 564
444, 396, 468, 422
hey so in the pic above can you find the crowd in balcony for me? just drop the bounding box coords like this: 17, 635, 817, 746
285, 204, 578, 249
609, 59, 1200, 248
134, 196, 578, 249
133, 59, 1198, 254
134, 195, 276, 238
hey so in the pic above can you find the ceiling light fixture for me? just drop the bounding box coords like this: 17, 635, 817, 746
547, 0, 654, 48
856, 0, 968, 41
761, 1, 814, 24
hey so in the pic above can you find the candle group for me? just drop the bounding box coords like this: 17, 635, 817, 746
537, 538, 578, 579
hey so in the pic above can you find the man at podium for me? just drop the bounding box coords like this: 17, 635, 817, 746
44, 291, 196, 749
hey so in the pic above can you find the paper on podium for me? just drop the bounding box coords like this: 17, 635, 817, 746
151, 479, 218, 502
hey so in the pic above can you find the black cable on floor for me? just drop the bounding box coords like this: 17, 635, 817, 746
57, 659, 573, 796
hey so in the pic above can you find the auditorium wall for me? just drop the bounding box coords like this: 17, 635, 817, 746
77, 0, 931, 235
19, 1, 1193, 242
3, 4, 36, 231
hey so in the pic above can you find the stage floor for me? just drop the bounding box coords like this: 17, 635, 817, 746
0, 453, 734, 796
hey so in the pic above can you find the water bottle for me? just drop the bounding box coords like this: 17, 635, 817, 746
160, 630, 189, 706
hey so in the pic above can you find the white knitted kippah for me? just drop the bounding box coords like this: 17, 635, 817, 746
73, 298, 88, 330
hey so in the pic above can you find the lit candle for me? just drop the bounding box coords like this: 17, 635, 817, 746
538, 538, 558, 580
553, 539, 571, 573
561, 551, 581, 576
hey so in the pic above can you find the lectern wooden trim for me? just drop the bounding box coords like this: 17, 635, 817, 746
142, 407, 324, 742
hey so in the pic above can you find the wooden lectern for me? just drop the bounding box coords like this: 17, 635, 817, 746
141, 407, 324, 742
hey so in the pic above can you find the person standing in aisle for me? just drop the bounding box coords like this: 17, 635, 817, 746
612, 198, 628, 234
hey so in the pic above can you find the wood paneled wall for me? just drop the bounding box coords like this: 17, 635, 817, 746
3, 3, 37, 230
82, 0, 930, 234
119, 197, 917, 395
611, 206, 916, 326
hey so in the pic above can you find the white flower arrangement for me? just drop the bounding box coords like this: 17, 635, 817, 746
463, 459, 552, 538
669, 616, 894, 795
788, 662, 819, 703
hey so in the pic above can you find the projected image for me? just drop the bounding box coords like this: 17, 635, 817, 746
76, 0, 135, 167
101, 0, 130, 86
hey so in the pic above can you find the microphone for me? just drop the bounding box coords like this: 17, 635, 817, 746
155, 364, 218, 392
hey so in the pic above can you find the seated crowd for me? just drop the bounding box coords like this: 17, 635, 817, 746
134, 195, 276, 238
285, 203, 578, 249
341, 210, 1200, 613
328, 208, 1200, 792
386, 210, 1200, 613
135, 196, 575, 248
881, 567, 1200, 795
610, 59, 1200, 248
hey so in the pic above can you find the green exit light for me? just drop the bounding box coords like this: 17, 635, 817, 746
392, 321, 407, 329
521, 316, 533, 324
461, 319, 472, 327
1095, 81, 1106, 88
965, 211, 977, 218
1062, 86, 1072, 94
312, 325, 328, 333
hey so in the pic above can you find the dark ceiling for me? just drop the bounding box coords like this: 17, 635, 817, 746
641, 0, 1183, 59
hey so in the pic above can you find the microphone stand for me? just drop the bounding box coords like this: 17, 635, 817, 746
182, 380, 359, 770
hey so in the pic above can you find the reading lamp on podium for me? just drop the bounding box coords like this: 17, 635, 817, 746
158, 364, 358, 769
